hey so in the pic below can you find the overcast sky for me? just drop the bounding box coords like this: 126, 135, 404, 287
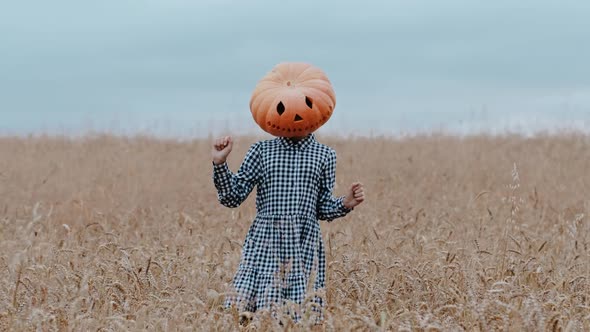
1, 0, 589, 137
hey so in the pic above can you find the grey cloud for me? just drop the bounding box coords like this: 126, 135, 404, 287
1, 0, 589, 135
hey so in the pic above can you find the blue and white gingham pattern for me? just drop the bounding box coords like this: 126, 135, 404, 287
213, 134, 351, 315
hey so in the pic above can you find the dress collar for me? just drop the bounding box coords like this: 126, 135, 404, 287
278, 133, 315, 151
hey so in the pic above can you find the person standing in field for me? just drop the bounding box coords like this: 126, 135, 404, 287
211, 62, 365, 321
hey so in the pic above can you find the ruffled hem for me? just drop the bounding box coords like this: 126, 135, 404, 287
225, 265, 317, 312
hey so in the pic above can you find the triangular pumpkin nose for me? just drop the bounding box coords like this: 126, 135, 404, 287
294, 114, 303, 122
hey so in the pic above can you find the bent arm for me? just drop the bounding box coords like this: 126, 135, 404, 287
213, 143, 262, 208
317, 150, 352, 221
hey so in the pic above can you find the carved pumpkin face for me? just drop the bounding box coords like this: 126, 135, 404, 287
249, 62, 336, 137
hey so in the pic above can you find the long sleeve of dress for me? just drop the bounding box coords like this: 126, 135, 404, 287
317, 149, 352, 221
213, 143, 262, 208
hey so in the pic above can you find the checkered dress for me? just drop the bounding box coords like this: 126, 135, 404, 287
212, 134, 351, 316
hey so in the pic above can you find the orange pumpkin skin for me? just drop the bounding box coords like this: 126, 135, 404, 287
250, 62, 336, 137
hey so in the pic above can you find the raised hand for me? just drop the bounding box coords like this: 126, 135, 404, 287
343, 182, 365, 210
212, 136, 233, 165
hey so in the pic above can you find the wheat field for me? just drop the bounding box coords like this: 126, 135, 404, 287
0, 133, 589, 331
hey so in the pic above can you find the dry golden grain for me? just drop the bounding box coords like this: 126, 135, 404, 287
0, 133, 589, 330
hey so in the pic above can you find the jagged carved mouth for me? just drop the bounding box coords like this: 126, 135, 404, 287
265, 120, 323, 133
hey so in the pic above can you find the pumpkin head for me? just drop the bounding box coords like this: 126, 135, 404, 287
249, 62, 336, 137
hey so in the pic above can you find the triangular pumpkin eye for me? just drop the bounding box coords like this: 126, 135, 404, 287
305, 96, 313, 109
277, 101, 285, 115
